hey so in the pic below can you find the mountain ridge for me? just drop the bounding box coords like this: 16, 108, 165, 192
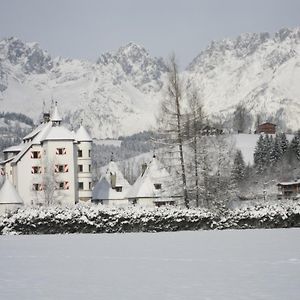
1, 27, 300, 138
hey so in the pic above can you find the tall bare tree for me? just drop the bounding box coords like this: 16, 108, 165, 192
158, 54, 189, 208
186, 88, 206, 207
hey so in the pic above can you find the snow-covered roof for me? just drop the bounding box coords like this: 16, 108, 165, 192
76, 125, 92, 142
277, 180, 300, 186
0, 179, 24, 204
3, 144, 25, 153
0, 156, 16, 165
92, 161, 130, 200
42, 126, 75, 141
23, 122, 47, 141
51, 103, 62, 122
127, 156, 174, 199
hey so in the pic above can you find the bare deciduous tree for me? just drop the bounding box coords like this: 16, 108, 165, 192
158, 54, 189, 208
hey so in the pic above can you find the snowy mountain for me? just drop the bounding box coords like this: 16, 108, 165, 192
186, 27, 300, 130
1, 27, 300, 138
0, 38, 166, 138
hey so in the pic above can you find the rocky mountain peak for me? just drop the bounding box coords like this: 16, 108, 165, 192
97, 42, 167, 92
0, 37, 53, 74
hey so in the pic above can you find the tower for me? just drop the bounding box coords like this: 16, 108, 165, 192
76, 123, 93, 202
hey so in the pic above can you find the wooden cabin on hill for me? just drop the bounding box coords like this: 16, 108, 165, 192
255, 122, 276, 134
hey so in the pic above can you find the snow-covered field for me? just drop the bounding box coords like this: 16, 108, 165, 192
0, 229, 299, 300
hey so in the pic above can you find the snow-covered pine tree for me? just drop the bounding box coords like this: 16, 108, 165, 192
254, 134, 265, 173
289, 130, 300, 161
231, 150, 246, 186
279, 132, 289, 155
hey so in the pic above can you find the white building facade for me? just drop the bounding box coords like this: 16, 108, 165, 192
0, 103, 93, 206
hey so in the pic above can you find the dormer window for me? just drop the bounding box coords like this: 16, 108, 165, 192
115, 186, 122, 192
154, 183, 162, 190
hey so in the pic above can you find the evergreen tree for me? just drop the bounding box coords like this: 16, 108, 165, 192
289, 130, 300, 161
254, 134, 265, 173
231, 150, 246, 186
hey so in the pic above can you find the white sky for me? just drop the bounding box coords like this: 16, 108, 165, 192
1, 0, 300, 66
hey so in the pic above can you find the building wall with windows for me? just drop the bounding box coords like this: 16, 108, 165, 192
0, 104, 93, 206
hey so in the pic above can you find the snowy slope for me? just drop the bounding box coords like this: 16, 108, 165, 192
1, 27, 300, 138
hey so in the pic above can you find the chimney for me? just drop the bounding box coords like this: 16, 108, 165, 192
110, 172, 116, 188
43, 112, 50, 123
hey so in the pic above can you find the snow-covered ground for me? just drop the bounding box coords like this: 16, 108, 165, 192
0, 229, 300, 300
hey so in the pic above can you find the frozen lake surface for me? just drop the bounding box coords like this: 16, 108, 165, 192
1, 229, 300, 300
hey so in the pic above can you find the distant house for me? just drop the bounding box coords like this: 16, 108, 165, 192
200, 125, 223, 136
255, 122, 276, 134
127, 155, 182, 207
92, 160, 131, 207
277, 180, 300, 199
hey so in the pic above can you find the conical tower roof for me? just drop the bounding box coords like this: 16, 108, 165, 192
0, 179, 24, 204
51, 101, 62, 122
76, 124, 92, 142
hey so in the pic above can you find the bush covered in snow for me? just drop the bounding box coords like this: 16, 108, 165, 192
1, 201, 300, 235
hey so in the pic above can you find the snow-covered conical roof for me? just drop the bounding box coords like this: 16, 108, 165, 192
51, 102, 62, 122
92, 161, 130, 200
0, 179, 24, 204
76, 125, 92, 142
127, 156, 172, 199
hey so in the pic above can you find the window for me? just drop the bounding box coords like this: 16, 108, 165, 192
131, 199, 137, 206
56, 148, 66, 155
31, 151, 41, 159
115, 186, 122, 192
57, 182, 64, 190
88, 150, 91, 157
78, 165, 83, 172
89, 182, 92, 190
88, 164, 91, 172
78, 182, 84, 190
78, 150, 83, 157
55, 164, 68, 173
57, 181, 69, 190
154, 183, 162, 190
32, 183, 42, 191
31, 166, 42, 174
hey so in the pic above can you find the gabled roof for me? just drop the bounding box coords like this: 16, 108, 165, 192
23, 122, 47, 141
0, 179, 23, 204
127, 156, 174, 199
92, 161, 130, 200
3, 144, 25, 153
76, 125, 92, 142
0, 156, 16, 166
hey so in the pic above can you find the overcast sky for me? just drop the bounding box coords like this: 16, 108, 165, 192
1, 0, 300, 66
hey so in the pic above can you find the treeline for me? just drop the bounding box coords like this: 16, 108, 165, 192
0, 112, 34, 127
0, 112, 34, 159
253, 132, 300, 175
